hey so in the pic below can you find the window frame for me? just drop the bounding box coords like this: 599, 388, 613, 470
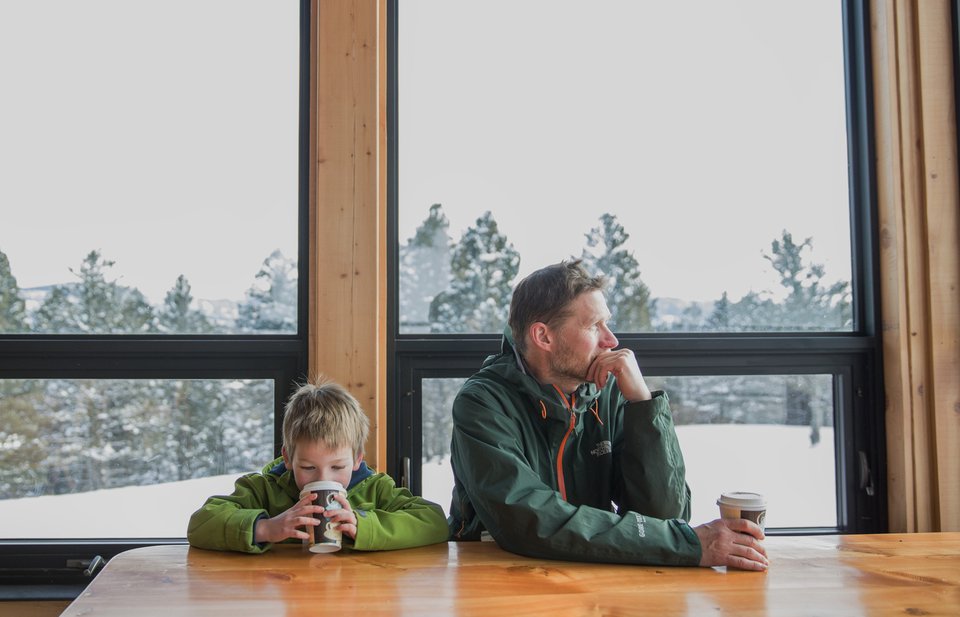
0, 0, 311, 596
387, 0, 886, 534
954, 0, 960, 176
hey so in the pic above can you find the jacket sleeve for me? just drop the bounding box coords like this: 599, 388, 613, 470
187, 474, 274, 554
615, 390, 693, 521
451, 385, 701, 566
349, 474, 450, 551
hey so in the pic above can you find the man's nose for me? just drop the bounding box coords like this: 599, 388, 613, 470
600, 325, 618, 349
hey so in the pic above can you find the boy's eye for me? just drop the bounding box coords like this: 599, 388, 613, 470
332, 465, 346, 471
300, 466, 315, 471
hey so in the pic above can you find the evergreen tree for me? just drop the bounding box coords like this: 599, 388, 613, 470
429, 211, 520, 333
0, 250, 27, 333
580, 213, 654, 331
0, 379, 47, 498
217, 379, 276, 473
421, 377, 464, 463
36, 379, 128, 493
690, 230, 849, 442
711, 230, 851, 332
236, 250, 297, 332
399, 204, 452, 333
33, 250, 155, 334
765, 231, 851, 330
24, 252, 156, 491
158, 379, 246, 480
705, 292, 731, 330
158, 275, 212, 334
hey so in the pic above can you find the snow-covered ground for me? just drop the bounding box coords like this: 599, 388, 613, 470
0, 425, 835, 538
424, 425, 837, 528
0, 473, 244, 538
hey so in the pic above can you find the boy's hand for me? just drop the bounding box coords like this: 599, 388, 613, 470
254, 493, 323, 545
321, 493, 358, 540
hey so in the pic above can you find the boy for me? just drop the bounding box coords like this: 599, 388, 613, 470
188, 378, 449, 553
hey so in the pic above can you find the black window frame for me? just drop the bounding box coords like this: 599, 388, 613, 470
0, 0, 311, 598
954, 0, 960, 178
387, 0, 886, 535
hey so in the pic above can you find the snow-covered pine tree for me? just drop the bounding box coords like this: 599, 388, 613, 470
580, 213, 654, 332
399, 204, 452, 333
703, 230, 851, 332
236, 250, 297, 333
158, 275, 212, 334
33, 250, 154, 334
429, 211, 519, 333
0, 250, 27, 333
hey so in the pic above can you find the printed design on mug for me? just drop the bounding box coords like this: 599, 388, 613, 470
322, 492, 342, 542
299, 481, 346, 552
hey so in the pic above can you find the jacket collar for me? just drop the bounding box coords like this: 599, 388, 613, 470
488, 327, 603, 420
266, 458, 375, 492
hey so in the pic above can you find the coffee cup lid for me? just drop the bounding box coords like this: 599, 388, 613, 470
716, 491, 766, 508
300, 480, 345, 496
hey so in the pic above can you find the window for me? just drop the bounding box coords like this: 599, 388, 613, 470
0, 0, 308, 592
390, 1, 884, 533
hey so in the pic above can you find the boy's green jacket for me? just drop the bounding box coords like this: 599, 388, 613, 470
188, 459, 449, 553
448, 331, 702, 566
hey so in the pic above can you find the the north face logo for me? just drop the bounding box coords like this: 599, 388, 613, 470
590, 440, 612, 457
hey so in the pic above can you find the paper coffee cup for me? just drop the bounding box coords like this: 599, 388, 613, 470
717, 491, 767, 531
300, 480, 347, 553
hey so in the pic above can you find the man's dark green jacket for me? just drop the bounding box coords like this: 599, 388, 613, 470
448, 331, 702, 566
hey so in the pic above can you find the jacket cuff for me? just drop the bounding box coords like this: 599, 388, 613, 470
674, 519, 702, 564
622, 389, 670, 414
230, 510, 271, 553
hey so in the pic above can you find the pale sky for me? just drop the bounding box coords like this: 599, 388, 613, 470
1, 1, 851, 307
398, 1, 852, 303
0, 1, 299, 304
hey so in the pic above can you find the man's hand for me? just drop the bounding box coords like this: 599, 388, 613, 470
586, 348, 651, 401
693, 518, 768, 571
253, 493, 323, 545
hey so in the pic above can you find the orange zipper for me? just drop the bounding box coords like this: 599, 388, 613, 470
552, 385, 577, 501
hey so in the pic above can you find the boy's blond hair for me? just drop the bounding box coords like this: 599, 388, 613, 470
282, 377, 369, 459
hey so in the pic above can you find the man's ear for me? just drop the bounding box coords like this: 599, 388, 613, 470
528, 322, 554, 352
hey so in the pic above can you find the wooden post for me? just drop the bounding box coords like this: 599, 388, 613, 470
873, 0, 960, 531
309, 0, 387, 469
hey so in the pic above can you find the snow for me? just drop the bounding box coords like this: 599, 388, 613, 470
0, 425, 835, 538
0, 473, 245, 538
423, 424, 836, 528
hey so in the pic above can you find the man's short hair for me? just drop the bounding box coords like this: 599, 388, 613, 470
509, 259, 606, 356
282, 377, 369, 459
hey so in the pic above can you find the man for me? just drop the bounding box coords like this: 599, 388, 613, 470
448, 260, 768, 569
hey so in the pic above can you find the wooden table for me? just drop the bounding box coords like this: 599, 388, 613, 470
61, 533, 960, 616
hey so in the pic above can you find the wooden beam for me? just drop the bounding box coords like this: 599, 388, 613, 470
873, 0, 960, 531
916, 0, 960, 530
309, 0, 386, 469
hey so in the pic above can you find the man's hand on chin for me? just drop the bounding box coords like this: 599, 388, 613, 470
586, 348, 652, 401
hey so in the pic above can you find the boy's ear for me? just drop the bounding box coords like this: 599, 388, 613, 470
281, 445, 290, 468
353, 451, 364, 471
